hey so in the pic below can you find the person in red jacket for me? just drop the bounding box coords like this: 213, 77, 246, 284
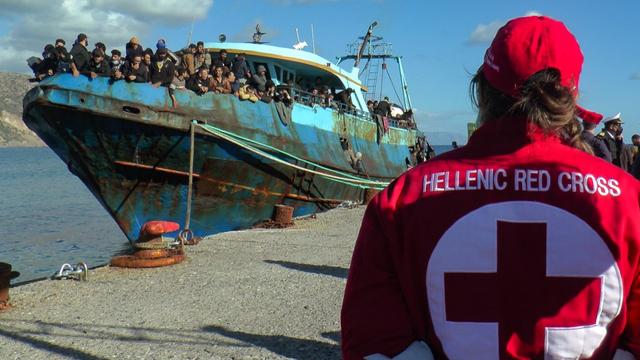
341, 15, 640, 360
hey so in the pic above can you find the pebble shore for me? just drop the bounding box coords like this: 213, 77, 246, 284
0, 207, 364, 359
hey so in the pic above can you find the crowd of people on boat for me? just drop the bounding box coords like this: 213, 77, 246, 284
26, 33, 415, 129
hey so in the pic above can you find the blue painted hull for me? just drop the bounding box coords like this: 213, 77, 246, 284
23, 74, 417, 242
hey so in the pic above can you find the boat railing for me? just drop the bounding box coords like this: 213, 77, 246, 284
287, 88, 415, 130
44, 73, 416, 131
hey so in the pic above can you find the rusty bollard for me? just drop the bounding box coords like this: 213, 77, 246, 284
273, 204, 294, 225
0, 262, 20, 311
363, 188, 380, 204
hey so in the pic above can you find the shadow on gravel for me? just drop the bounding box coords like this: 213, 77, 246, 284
0, 318, 240, 358
321, 330, 341, 343
0, 326, 108, 360
264, 260, 348, 279
203, 325, 340, 359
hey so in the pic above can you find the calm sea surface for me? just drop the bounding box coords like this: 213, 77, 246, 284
0, 147, 128, 284
0, 145, 455, 285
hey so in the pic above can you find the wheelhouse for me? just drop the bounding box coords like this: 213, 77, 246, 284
204, 42, 369, 112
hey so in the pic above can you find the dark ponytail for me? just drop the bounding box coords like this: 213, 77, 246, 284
471, 68, 593, 155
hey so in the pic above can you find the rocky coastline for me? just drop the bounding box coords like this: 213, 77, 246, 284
0, 72, 44, 147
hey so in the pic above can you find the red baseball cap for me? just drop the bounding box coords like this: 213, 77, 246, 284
482, 16, 594, 117
576, 107, 603, 125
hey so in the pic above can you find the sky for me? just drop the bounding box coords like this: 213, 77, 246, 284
0, 0, 639, 144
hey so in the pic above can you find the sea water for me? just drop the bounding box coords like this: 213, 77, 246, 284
0, 145, 455, 285
0, 147, 128, 284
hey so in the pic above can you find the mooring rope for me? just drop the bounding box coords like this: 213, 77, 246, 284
197, 123, 390, 190
184, 120, 196, 230
202, 123, 384, 183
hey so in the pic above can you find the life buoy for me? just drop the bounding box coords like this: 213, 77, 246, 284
110, 251, 185, 268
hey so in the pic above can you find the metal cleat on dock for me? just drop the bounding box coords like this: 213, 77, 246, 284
52, 262, 88, 281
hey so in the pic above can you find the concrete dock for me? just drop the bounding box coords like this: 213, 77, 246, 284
0, 207, 364, 359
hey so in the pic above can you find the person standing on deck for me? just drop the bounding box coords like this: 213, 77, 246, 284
181, 44, 197, 76
194, 41, 211, 70
70, 33, 91, 75
375, 96, 392, 117
341, 16, 640, 360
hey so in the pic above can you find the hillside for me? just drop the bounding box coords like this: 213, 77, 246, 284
0, 72, 44, 147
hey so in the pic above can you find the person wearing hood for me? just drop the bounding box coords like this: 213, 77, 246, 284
54, 38, 73, 73
342, 16, 640, 360
156, 38, 178, 64
125, 36, 144, 63
232, 54, 251, 81
94, 42, 106, 54
251, 64, 268, 92
32, 44, 57, 80
149, 47, 174, 88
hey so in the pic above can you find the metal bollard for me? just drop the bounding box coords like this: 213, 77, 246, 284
0, 262, 20, 311
363, 188, 379, 204
273, 204, 294, 224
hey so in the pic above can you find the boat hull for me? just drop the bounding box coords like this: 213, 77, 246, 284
23, 75, 416, 242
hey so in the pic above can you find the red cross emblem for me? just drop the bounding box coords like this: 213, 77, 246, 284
445, 221, 601, 358
427, 202, 622, 359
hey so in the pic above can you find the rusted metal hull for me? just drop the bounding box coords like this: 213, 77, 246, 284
23, 74, 417, 242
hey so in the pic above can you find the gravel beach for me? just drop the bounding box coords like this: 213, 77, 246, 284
0, 207, 364, 359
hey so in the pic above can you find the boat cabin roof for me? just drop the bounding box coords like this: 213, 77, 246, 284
204, 42, 366, 91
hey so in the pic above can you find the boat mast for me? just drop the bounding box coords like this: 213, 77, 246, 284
337, 22, 414, 110
396, 57, 412, 111
354, 21, 377, 68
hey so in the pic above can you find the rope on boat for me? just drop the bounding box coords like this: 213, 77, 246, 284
202, 123, 385, 184
179, 121, 201, 246
197, 123, 388, 190
185, 120, 196, 230
197, 123, 390, 190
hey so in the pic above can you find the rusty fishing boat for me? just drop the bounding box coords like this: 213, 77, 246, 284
22, 24, 423, 243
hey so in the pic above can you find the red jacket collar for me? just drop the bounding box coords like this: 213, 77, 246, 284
466, 117, 563, 154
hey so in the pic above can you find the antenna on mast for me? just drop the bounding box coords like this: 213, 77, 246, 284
355, 21, 378, 67
187, 15, 195, 45
293, 28, 307, 50
311, 24, 316, 54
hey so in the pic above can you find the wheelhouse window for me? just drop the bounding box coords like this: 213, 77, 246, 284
274, 65, 281, 81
